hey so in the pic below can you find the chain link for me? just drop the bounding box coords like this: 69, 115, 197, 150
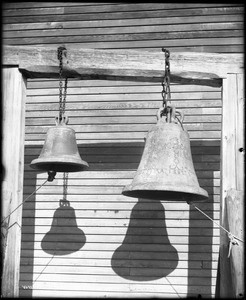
161, 48, 171, 110
62, 77, 68, 115
159, 48, 185, 127
57, 46, 67, 121
63, 172, 68, 201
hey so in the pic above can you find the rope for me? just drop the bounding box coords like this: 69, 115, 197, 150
188, 202, 244, 257
1, 179, 48, 226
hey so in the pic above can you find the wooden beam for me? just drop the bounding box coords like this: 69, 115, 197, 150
1, 67, 26, 297
219, 73, 244, 298
2, 45, 243, 85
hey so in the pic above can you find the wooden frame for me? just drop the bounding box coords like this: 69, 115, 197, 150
2, 67, 26, 297
2, 45, 244, 297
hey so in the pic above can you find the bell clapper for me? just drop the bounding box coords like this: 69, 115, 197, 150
47, 171, 57, 182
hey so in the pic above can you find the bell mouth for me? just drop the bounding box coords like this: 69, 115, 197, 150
30, 158, 89, 172
122, 187, 208, 202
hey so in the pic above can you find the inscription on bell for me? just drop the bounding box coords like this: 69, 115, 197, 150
138, 166, 197, 179
122, 122, 208, 201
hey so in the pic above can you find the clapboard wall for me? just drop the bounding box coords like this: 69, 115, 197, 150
2, 2, 244, 298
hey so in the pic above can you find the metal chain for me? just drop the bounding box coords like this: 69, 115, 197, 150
63, 172, 68, 201
62, 77, 68, 116
161, 48, 171, 110
57, 46, 68, 121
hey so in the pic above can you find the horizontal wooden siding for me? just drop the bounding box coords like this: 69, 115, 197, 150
20, 79, 221, 298
2, 2, 243, 298
2, 2, 244, 52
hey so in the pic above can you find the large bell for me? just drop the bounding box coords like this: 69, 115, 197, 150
122, 107, 208, 201
30, 118, 89, 172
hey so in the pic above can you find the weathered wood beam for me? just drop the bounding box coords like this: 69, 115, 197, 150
3, 45, 243, 86
219, 73, 244, 298
1, 67, 26, 297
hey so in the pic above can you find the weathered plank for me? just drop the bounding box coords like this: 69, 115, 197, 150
16, 281, 214, 294
22, 176, 220, 187
3, 2, 238, 10
19, 275, 217, 287
18, 290, 212, 298
22, 216, 218, 227
219, 73, 245, 298
25, 101, 221, 112
22, 223, 220, 234
22, 170, 221, 179
25, 95, 221, 104
3, 22, 243, 39
25, 123, 187, 133
26, 79, 221, 89
25, 130, 222, 141
1, 67, 26, 297
24, 107, 222, 117
21, 227, 220, 238
27, 241, 217, 253
12, 37, 243, 52
2, 6, 243, 24
21, 208, 220, 219
2, 45, 243, 84
3, 2, 114, 9
3, 14, 244, 32
24, 116, 222, 126
20, 269, 218, 280
26, 85, 222, 95
3, 29, 243, 45
3, 3, 239, 16
19, 247, 219, 260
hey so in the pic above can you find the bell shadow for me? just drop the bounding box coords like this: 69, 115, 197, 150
111, 198, 179, 281
20, 147, 87, 297
21, 140, 219, 295
41, 199, 86, 255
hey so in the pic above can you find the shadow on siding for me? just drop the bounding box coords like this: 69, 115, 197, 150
41, 199, 86, 255
111, 198, 179, 280
20, 140, 220, 297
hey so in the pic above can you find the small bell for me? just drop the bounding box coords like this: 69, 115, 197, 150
122, 107, 208, 202
31, 46, 88, 173
30, 117, 89, 172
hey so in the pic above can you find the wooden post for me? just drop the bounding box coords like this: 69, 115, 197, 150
220, 73, 244, 298
1, 67, 26, 297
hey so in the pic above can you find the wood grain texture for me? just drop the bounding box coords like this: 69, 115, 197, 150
1, 68, 26, 297
2, 45, 243, 85
2, 6, 243, 24
219, 74, 244, 298
2, 2, 240, 298
3, 15, 244, 32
